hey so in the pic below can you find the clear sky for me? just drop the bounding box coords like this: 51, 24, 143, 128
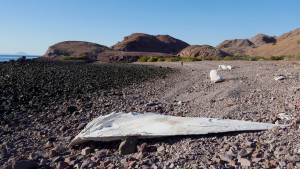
1, 0, 300, 55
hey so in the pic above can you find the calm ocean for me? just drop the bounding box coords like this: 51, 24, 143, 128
0, 55, 40, 62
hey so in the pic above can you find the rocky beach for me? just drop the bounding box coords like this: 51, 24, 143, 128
1, 59, 300, 169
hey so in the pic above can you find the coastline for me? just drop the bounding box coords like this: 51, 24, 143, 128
0, 55, 41, 62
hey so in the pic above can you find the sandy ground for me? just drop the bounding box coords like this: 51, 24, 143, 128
135, 61, 300, 120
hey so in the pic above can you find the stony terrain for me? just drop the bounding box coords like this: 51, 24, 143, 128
1, 59, 300, 169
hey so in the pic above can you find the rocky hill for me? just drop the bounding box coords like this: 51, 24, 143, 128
43, 41, 109, 60
178, 45, 226, 59
216, 28, 300, 57
250, 34, 277, 47
42, 28, 300, 61
246, 28, 300, 56
112, 33, 189, 54
276, 28, 300, 41
216, 39, 255, 56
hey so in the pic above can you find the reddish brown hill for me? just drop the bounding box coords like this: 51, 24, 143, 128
216, 39, 255, 56
276, 28, 300, 41
43, 41, 109, 59
217, 39, 254, 49
178, 45, 227, 59
250, 34, 276, 47
112, 33, 189, 54
247, 28, 300, 57
42, 39, 176, 62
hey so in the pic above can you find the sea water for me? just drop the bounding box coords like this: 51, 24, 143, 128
0, 55, 40, 62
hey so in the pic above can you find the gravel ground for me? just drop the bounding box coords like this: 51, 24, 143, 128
1, 60, 300, 169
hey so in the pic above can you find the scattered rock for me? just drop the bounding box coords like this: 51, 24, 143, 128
45, 149, 58, 158
56, 161, 69, 169
28, 153, 39, 160
119, 137, 138, 155
40, 158, 47, 166
285, 154, 300, 162
218, 153, 233, 163
12, 160, 37, 169
44, 141, 54, 149
66, 106, 77, 113
77, 123, 86, 130
238, 158, 251, 167
157, 146, 165, 154
53, 156, 64, 163
81, 147, 92, 156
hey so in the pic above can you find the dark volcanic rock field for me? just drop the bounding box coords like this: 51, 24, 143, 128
0, 60, 176, 168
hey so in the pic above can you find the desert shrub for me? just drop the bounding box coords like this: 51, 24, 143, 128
213, 57, 224, 61
282, 55, 294, 60
147, 57, 158, 62
202, 57, 214, 61
157, 58, 165, 62
165, 57, 180, 62
236, 56, 247, 61
60, 55, 87, 60
239, 56, 259, 61
137, 56, 148, 62
245, 57, 258, 61
270, 56, 284, 60
296, 53, 300, 60
252, 56, 266, 61
223, 56, 239, 61
60, 55, 70, 60
77, 56, 88, 60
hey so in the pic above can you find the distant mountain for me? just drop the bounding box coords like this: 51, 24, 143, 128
112, 33, 189, 54
216, 39, 255, 56
43, 41, 110, 59
246, 28, 300, 56
15, 52, 27, 55
214, 28, 300, 57
0, 52, 32, 55
42, 28, 300, 62
250, 34, 276, 47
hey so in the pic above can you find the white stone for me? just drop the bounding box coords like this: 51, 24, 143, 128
218, 65, 232, 70
210, 70, 224, 83
275, 76, 285, 80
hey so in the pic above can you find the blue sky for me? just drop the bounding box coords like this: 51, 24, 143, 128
1, 0, 300, 55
